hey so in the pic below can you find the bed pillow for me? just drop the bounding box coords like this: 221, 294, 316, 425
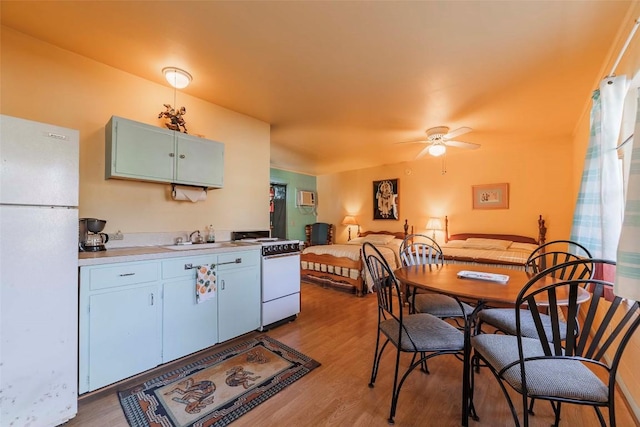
463, 238, 513, 250
347, 234, 396, 245
441, 240, 467, 248
509, 242, 539, 253
346, 236, 366, 245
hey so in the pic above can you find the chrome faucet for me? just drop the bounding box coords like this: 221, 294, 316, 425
189, 230, 203, 243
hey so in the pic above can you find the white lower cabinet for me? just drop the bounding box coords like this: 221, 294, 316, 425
161, 255, 218, 363
79, 248, 261, 394
79, 261, 162, 393
218, 251, 261, 342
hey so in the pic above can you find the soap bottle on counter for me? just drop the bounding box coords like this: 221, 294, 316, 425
207, 225, 215, 243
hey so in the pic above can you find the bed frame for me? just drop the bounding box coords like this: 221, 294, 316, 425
442, 214, 547, 267
300, 219, 411, 296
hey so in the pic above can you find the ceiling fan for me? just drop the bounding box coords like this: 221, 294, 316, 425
400, 126, 480, 159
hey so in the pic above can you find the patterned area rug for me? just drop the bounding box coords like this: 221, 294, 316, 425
118, 335, 320, 427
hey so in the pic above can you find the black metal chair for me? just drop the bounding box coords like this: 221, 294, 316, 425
363, 242, 466, 425
399, 234, 474, 320
476, 240, 593, 338
471, 258, 640, 427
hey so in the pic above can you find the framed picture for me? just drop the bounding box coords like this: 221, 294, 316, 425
472, 183, 509, 209
373, 178, 399, 220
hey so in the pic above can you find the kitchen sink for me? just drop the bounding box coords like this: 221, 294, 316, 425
164, 242, 228, 250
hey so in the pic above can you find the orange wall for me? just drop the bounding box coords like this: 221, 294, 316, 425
318, 136, 574, 244
1, 26, 271, 235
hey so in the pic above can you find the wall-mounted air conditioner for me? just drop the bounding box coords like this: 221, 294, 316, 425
297, 190, 316, 207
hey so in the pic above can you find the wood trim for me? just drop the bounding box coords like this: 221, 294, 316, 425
447, 233, 538, 245
301, 253, 361, 269
300, 253, 363, 296
444, 214, 546, 245
358, 218, 412, 240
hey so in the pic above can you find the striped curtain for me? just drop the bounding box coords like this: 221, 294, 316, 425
615, 89, 640, 301
570, 76, 627, 260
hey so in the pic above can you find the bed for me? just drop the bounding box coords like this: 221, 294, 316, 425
300, 220, 411, 296
441, 214, 547, 270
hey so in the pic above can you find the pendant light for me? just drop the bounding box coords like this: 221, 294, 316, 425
162, 67, 192, 89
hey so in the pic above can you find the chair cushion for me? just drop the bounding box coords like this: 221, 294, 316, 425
472, 334, 608, 403
478, 308, 567, 339
380, 313, 464, 352
414, 294, 474, 318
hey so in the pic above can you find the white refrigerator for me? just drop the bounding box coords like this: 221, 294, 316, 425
0, 115, 79, 426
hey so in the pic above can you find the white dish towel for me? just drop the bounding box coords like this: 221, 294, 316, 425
196, 264, 216, 303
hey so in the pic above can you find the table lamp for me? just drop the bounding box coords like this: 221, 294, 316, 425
426, 217, 443, 240
342, 215, 359, 241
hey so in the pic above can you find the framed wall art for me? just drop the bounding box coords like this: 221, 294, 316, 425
373, 178, 399, 220
472, 183, 509, 209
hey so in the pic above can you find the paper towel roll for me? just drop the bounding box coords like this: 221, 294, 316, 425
172, 185, 207, 202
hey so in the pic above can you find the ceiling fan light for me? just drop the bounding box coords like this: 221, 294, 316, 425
162, 67, 192, 89
428, 143, 446, 157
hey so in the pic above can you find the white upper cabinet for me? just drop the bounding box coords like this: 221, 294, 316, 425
105, 116, 224, 188
175, 132, 224, 187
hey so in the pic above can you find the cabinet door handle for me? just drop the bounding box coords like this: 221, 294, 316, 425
179, 154, 185, 159
119, 272, 136, 277
169, 153, 175, 157
150, 293, 155, 306
218, 258, 242, 266
221, 280, 225, 290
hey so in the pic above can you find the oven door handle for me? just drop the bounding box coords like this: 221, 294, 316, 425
263, 252, 301, 260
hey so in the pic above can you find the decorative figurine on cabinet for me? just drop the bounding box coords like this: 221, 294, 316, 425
158, 104, 188, 133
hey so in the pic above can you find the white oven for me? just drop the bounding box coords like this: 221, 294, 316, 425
231, 231, 301, 330
261, 250, 301, 329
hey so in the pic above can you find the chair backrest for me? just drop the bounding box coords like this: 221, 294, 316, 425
305, 223, 334, 246
525, 239, 592, 278
399, 234, 444, 267
363, 242, 404, 321
514, 258, 640, 387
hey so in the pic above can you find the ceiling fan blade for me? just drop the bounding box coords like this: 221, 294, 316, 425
444, 126, 472, 140
415, 145, 433, 159
395, 138, 428, 145
444, 140, 480, 150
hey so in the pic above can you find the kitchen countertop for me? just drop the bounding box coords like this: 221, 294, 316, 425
78, 242, 261, 266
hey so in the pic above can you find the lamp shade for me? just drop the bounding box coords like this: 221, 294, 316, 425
428, 143, 446, 157
342, 215, 359, 226
426, 217, 443, 231
163, 67, 192, 89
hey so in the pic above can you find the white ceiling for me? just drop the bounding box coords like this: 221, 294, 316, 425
1, 1, 633, 175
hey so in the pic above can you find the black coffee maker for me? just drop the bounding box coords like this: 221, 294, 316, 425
79, 218, 109, 252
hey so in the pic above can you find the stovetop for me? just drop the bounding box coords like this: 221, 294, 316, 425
231, 231, 300, 255
240, 237, 280, 243
231, 230, 270, 241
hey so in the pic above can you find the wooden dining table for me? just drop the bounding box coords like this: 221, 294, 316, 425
394, 263, 591, 426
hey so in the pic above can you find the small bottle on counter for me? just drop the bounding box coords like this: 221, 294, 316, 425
207, 225, 215, 243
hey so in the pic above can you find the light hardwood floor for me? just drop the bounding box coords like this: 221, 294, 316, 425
68, 282, 638, 427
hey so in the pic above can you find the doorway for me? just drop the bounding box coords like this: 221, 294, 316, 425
270, 183, 287, 239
